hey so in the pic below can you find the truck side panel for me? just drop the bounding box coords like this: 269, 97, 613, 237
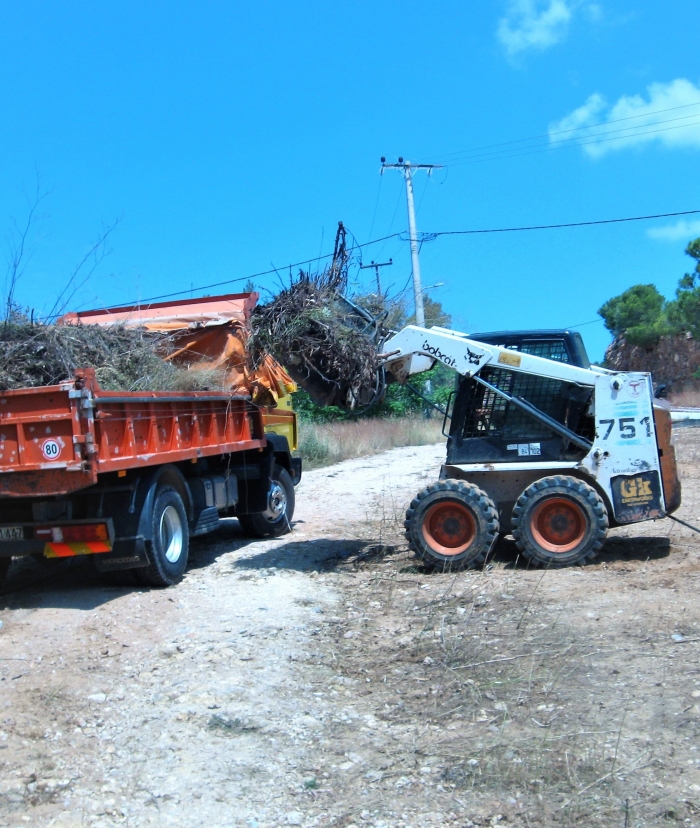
92, 393, 263, 474
0, 371, 267, 498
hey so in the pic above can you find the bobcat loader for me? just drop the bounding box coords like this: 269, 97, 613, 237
380, 325, 682, 569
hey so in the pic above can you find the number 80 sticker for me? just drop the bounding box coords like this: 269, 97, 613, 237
41, 439, 61, 460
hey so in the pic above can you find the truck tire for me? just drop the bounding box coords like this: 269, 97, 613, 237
238, 464, 295, 538
511, 475, 608, 567
138, 487, 189, 587
405, 480, 499, 571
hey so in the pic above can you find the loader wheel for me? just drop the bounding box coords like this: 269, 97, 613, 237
405, 480, 499, 571
511, 475, 608, 567
138, 487, 189, 587
238, 464, 295, 539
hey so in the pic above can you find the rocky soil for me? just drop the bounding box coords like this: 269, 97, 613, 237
2, 435, 700, 827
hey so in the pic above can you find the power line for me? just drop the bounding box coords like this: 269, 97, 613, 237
427, 100, 700, 163
366, 174, 383, 243
497, 113, 700, 159
567, 319, 604, 328
443, 118, 700, 167
126, 232, 403, 305
376, 183, 405, 259
424, 208, 700, 236
123, 208, 700, 307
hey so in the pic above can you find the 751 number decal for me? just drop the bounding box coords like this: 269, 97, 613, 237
598, 416, 651, 440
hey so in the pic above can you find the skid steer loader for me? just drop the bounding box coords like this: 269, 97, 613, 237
380, 325, 682, 569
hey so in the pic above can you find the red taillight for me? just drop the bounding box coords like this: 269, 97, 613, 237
35, 523, 109, 543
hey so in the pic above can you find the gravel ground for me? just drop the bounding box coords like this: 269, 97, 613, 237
1, 436, 700, 827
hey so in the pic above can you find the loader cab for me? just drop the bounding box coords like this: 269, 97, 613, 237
468, 329, 591, 369
446, 330, 595, 466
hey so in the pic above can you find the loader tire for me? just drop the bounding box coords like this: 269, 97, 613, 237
405, 480, 499, 571
137, 487, 189, 587
511, 475, 608, 567
238, 464, 295, 539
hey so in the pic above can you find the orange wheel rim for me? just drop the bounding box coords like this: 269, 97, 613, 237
530, 497, 587, 553
422, 501, 476, 556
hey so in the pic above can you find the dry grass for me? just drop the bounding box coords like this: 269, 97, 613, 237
330, 572, 630, 823
297, 416, 445, 469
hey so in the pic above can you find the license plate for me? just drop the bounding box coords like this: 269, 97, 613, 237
0, 526, 23, 541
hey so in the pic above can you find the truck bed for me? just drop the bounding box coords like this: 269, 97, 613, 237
0, 368, 266, 498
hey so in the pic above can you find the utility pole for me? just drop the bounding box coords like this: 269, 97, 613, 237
380, 157, 442, 327
359, 258, 393, 294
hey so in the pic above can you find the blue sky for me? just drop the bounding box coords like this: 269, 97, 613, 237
1, 1, 699, 360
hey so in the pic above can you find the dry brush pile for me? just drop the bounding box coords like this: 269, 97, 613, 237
250, 273, 385, 409
2, 268, 388, 402
0, 318, 223, 392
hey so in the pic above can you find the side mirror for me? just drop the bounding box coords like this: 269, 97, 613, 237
655, 384, 668, 399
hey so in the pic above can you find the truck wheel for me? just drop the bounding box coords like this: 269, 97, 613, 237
511, 475, 608, 567
138, 487, 189, 587
404, 481, 499, 571
238, 464, 295, 538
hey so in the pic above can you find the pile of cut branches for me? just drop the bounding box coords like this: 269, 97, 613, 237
250, 273, 385, 409
0, 318, 223, 392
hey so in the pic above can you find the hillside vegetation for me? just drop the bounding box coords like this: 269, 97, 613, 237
600, 237, 700, 394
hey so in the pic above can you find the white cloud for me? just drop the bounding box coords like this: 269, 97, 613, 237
497, 1, 574, 55
550, 93, 607, 133
647, 219, 700, 242
549, 78, 700, 158
583, 2, 603, 22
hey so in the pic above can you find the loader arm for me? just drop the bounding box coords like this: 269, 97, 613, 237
381, 325, 605, 452
381, 325, 600, 387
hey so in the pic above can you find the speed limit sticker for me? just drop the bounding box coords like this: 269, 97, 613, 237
41, 439, 61, 460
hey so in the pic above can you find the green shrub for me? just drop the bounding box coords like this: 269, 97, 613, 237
598, 284, 669, 346
598, 238, 700, 347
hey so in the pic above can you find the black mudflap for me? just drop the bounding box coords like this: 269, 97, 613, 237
93, 537, 150, 572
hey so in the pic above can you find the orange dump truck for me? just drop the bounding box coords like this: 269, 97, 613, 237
0, 292, 300, 587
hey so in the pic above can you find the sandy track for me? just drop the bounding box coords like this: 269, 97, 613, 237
0, 445, 442, 828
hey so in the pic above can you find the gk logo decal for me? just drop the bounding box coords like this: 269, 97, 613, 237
621, 478, 652, 498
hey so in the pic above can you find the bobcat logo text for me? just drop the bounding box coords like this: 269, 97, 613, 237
421, 341, 457, 368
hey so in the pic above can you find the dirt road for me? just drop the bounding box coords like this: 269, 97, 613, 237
1, 436, 700, 828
